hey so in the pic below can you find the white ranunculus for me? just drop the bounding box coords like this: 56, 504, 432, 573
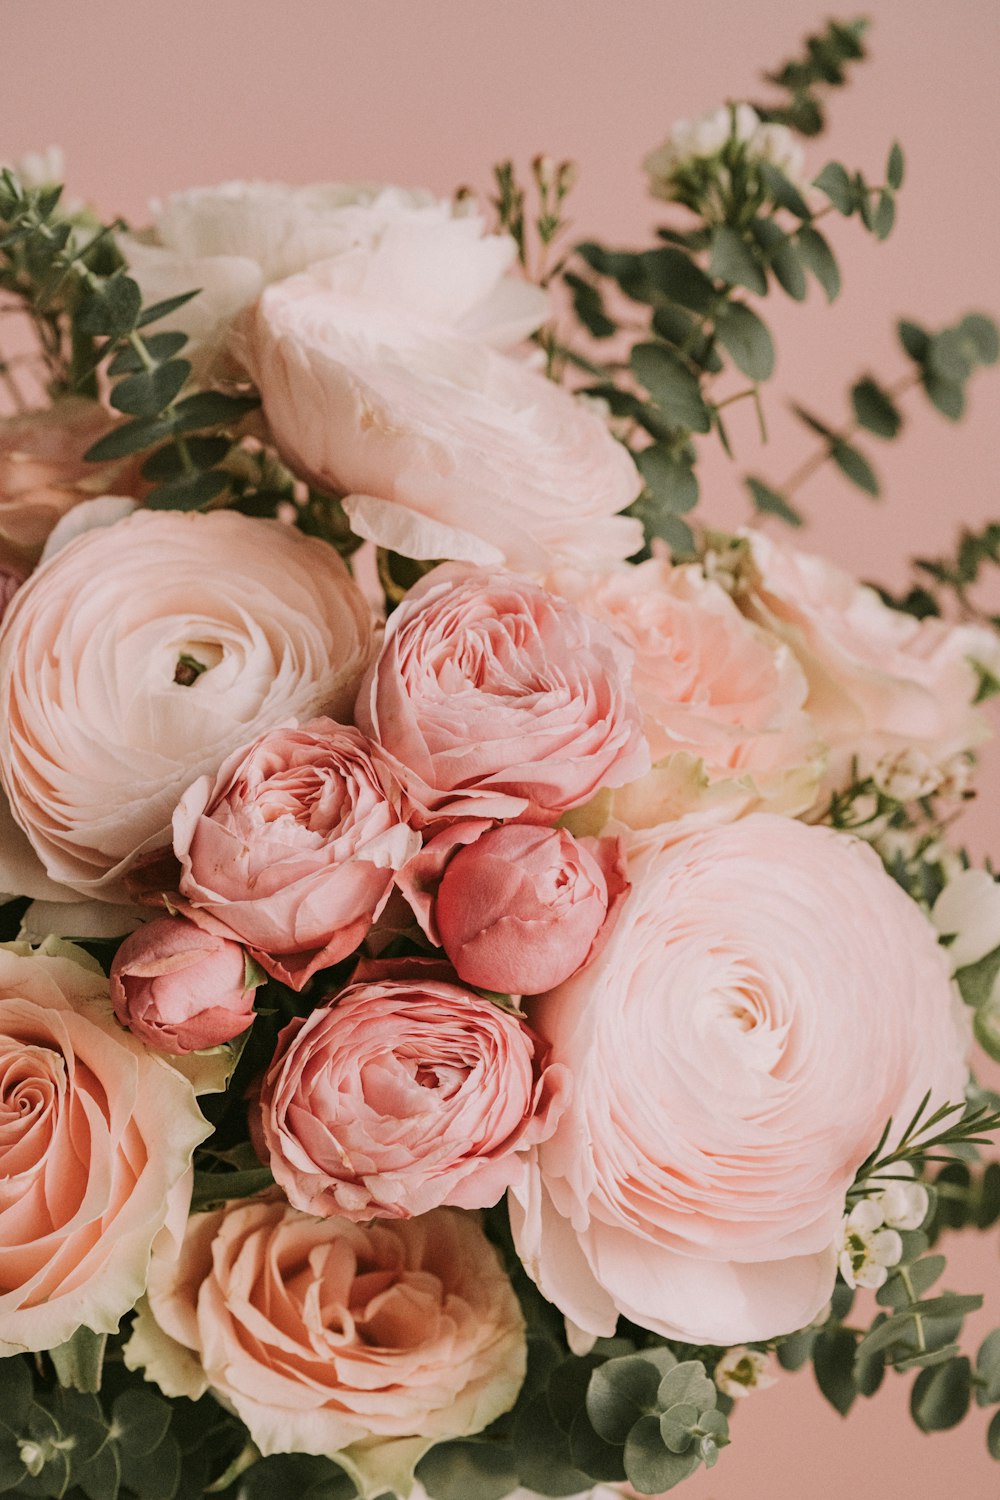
120, 181, 547, 378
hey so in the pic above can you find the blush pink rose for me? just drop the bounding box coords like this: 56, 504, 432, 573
510, 815, 968, 1346
171, 720, 419, 989
125, 1199, 526, 1499
356, 563, 649, 827
109, 916, 257, 1054
548, 558, 825, 828
0, 509, 373, 901
245, 270, 643, 572
398, 820, 628, 994
259, 959, 569, 1219
0, 938, 209, 1356
741, 530, 999, 794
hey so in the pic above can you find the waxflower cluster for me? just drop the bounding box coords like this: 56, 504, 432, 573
0, 50, 998, 1500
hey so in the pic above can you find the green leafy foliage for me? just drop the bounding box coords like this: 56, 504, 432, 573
756, 18, 869, 135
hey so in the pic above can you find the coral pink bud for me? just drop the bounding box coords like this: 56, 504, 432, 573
110, 916, 257, 1054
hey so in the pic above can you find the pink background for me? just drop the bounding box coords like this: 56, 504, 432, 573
3, 1, 999, 1495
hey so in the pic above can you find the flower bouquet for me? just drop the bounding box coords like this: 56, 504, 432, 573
1, 15, 999, 1500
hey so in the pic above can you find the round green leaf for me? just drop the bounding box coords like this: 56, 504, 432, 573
623, 1415, 700, 1495
910, 1356, 972, 1432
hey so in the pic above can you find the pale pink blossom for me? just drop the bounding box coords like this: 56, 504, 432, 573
109, 916, 257, 1054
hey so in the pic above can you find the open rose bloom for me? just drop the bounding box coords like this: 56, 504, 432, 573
0, 130, 996, 1500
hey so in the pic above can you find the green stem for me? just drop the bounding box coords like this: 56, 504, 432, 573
898, 1267, 927, 1353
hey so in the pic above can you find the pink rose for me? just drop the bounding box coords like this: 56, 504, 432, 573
259, 959, 568, 1219
742, 530, 999, 794
357, 563, 649, 827
399, 820, 628, 994
0, 398, 141, 559
171, 720, 419, 989
0, 510, 373, 901
125, 1200, 526, 1499
0, 938, 209, 1355
245, 270, 643, 572
548, 558, 825, 827
511, 815, 968, 1346
109, 916, 257, 1054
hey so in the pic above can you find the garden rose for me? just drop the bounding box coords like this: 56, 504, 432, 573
109, 916, 257, 1054
125, 1199, 526, 1499
399, 820, 627, 994
0, 398, 138, 560
171, 720, 418, 989
742, 530, 999, 795
0, 938, 209, 1356
0, 509, 373, 900
246, 272, 643, 571
549, 558, 825, 827
511, 815, 968, 1345
122, 180, 547, 379
259, 959, 568, 1218
357, 563, 648, 826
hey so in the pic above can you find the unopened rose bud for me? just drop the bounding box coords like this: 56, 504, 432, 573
110, 916, 258, 1054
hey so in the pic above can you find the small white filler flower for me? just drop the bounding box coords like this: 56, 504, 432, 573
714, 1346, 777, 1399
839, 1199, 904, 1290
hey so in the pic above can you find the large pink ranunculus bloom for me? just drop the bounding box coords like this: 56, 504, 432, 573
0, 510, 373, 901
0, 939, 209, 1356
259, 959, 569, 1219
245, 269, 643, 572
549, 558, 825, 828
125, 1199, 526, 1500
510, 815, 968, 1346
356, 563, 649, 827
172, 720, 419, 989
741, 530, 999, 795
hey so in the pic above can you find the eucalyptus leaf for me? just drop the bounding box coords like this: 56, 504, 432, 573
636, 447, 699, 514
851, 377, 902, 439
898, 319, 930, 364
567, 1405, 628, 1484
758, 162, 811, 217
910, 1356, 972, 1432
623, 1416, 700, 1495
640, 247, 717, 313
85, 413, 178, 463
76, 274, 142, 339
715, 302, 775, 380
631, 343, 712, 433
745, 476, 803, 526
108, 331, 189, 375
145, 470, 229, 512
136, 289, 201, 328
416, 1440, 518, 1500
831, 437, 879, 496
813, 161, 853, 213
709, 225, 767, 295
813, 1328, 859, 1415
769, 239, 807, 300
922, 373, 965, 421
586, 1355, 663, 1445
959, 313, 999, 365
876, 1255, 946, 1310
873, 191, 896, 241
887, 142, 905, 190
48, 1327, 107, 1394
657, 1362, 716, 1413
659, 1404, 698, 1454
110, 358, 191, 417
170, 390, 259, 433
796, 225, 841, 301
975, 1329, 1000, 1405
954, 944, 1000, 1010
989, 1409, 1000, 1460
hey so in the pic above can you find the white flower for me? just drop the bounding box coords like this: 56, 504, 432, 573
932, 868, 1000, 972
839, 1200, 903, 1290
870, 1162, 930, 1232
751, 122, 807, 186
872, 747, 942, 803
644, 102, 807, 202
7, 146, 64, 188
714, 1347, 777, 1399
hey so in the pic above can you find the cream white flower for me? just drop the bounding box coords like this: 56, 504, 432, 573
644, 102, 807, 202
714, 1347, 777, 1399
839, 1200, 903, 1290
932, 868, 1000, 971
872, 747, 942, 802
870, 1163, 930, 1233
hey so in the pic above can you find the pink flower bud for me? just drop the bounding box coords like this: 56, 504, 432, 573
109, 916, 257, 1054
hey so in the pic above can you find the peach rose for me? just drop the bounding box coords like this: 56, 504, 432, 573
741, 531, 999, 795
0, 510, 373, 901
171, 720, 419, 989
122, 180, 547, 379
259, 959, 569, 1218
245, 270, 643, 571
549, 558, 825, 828
0, 398, 139, 560
356, 563, 649, 827
0, 938, 209, 1356
125, 1199, 526, 1499
511, 815, 968, 1346
109, 916, 258, 1054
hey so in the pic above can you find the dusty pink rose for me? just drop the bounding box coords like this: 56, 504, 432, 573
511, 815, 968, 1346
0, 398, 140, 559
742, 530, 999, 793
357, 563, 649, 827
0, 938, 209, 1356
245, 269, 643, 572
548, 558, 825, 828
125, 1199, 526, 1498
0, 509, 373, 901
171, 720, 419, 989
109, 916, 257, 1054
259, 959, 569, 1219
399, 820, 628, 994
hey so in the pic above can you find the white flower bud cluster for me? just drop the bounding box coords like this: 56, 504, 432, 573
839, 1164, 929, 1290
714, 1346, 777, 1399
872, 748, 973, 805
643, 103, 806, 203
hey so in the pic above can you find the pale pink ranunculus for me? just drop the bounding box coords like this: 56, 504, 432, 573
245, 270, 643, 572
398, 820, 628, 994
0, 938, 209, 1356
171, 719, 419, 989
0, 399, 141, 560
259, 959, 569, 1219
109, 916, 257, 1054
356, 563, 649, 827
548, 558, 825, 828
741, 530, 999, 794
124, 1199, 526, 1499
0, 509, 373, 902
510, 815, 968, 1346
122, 179, 548, 380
